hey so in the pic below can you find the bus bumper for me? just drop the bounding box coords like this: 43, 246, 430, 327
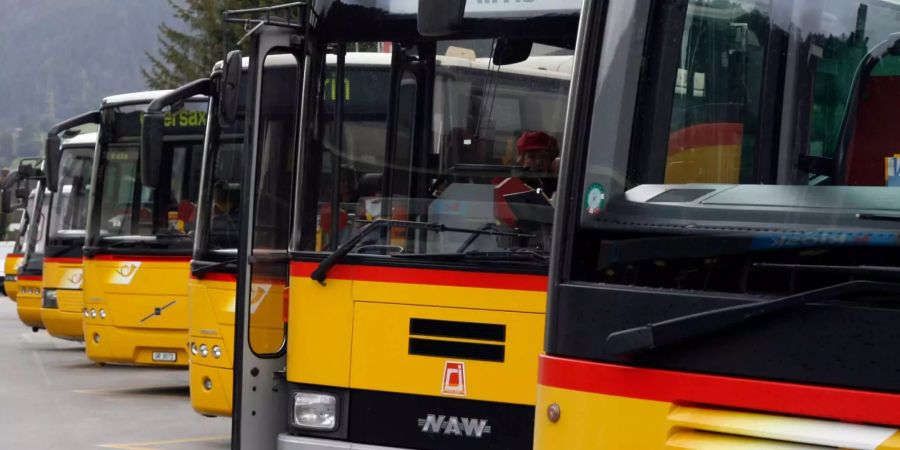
190, 360, 233, 416
16, 292, 43, 329
277, 435, 410, 450
84, 323, 188, 367
41, 308, 84, 341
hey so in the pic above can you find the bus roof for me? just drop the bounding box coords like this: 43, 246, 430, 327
101, 90, 207, 108
61, 131, 97, 148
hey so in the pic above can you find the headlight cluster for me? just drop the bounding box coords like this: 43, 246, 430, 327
189, 341, 222, 359
82, 308, 107, 319
21, 286, 41, 295
41, 289, 58, 309
291, 392, 337, 431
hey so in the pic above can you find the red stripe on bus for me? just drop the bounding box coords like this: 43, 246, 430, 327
6, 253, 24, 258
191, 273, 238, 283
44, 257, 83, 264
539, 355, 900, 426
668, 122, 743, 153
90, 254, 191, 262
17, 275, 42, 281
290, 261, 547, 291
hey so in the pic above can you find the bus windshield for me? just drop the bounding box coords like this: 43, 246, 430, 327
576, 0, 900, 294
49, 146, 93, 239
313, 45, 572, 260
94, 102, 205, 249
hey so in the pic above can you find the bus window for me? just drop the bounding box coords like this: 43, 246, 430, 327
248, 53, 300, 356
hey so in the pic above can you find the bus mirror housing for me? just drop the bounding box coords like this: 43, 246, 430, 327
418, 0, 466, 37
140, 111, 166, 189
43, 134, 61, 193
493, 38, 533, 66
219, 50, 242, 126
0, 189, 11, 214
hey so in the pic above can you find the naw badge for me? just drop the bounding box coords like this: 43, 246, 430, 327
109, 262, 141, 285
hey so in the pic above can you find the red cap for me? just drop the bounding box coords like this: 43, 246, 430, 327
517, 131, 556, 156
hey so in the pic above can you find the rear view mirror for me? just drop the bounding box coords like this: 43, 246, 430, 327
493, 38, 533, 66
44, 135, 61, 192
140, 111, 166, 189
0, 189, 11, 214
417, 0, 466, 37
219, 50, 242, 126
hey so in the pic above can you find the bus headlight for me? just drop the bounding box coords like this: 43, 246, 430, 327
190, 342, 198, 355
42, 289, 58, 309
83, 308, 89, 318
291, 392, 337, 430
90, 308, 97, 318
199, 344, 208, 357
212, 345, 221, 359
99, 309, 107, 319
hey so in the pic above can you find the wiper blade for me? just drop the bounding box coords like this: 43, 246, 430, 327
191, 258, 238, 277
392, 250, 549, 263
754, 262, 900, 278
605, 280, 900, 356
310, 219, 532, 285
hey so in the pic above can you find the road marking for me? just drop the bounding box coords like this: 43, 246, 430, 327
98, 435, 228, 449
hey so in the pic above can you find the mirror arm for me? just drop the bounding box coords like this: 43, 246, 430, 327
147, 78, 212, 113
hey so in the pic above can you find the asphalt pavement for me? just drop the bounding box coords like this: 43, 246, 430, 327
0, 297, 231, 450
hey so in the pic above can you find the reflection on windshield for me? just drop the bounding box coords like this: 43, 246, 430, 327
575, 0, 900, 295
312, 43, 572, 260
49, 147, 92, 239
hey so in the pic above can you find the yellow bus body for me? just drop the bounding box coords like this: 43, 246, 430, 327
82, 256, 190, 366
16, 274, 42, 329
534, 356, 900, 449
4, 253, 23, 301
40, 258, 84, 340
188, 274, 236, 416
286, 262, 546, 410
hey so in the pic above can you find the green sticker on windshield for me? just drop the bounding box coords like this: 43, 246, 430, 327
585, 183, 606, 216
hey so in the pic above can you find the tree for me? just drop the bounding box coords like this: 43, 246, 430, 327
142, 0, 282, 90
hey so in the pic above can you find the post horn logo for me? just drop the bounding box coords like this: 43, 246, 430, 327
116, 264, 138, 277
68, 272, 83, 285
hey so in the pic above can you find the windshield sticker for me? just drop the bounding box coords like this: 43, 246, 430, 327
585, 183, 606, 217
886, 155, 900, 186
751, 231, 898, 250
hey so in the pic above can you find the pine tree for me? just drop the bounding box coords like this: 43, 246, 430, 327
142, 0, 282, 90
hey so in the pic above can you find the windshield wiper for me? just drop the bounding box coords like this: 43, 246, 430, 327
605, 279, 900, 356
392, 250, 549, 264
310, 219, 532, 285
191, 258, 239, 277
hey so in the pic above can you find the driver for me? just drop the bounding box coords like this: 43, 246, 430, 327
515, 131, 559, 196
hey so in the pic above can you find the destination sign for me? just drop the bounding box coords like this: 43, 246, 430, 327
348, 0, 581, 17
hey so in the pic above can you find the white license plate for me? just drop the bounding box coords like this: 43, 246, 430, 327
152, 351, 177, 362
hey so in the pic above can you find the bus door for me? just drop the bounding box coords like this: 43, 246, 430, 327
232, 23, 304, 449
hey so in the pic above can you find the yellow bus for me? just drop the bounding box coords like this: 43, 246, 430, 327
41, 118, 99, 341
138, 65, 249, 415
225, 2, 578, 448
16, 176, 49, 332
82, 91, 208, 366
536, 0, 900, 448
2, 158, 43, 301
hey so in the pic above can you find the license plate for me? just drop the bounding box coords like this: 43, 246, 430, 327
152, 351, 177, 362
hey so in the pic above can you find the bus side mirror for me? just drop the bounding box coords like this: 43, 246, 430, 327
219, 50, 242, 126
0, 189, 11, 214
418, 0, 466, 37
493, 38, 533, 66
140, 111, 166, 189
44, 134, 62, 193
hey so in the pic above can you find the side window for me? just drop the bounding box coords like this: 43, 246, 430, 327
249, 52, 301, 356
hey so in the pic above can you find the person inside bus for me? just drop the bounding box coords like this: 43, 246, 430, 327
515, 130, 559, 197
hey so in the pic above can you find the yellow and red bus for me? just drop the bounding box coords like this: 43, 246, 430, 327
40, 120, 98, 341
226, 2, 578, 449
536, 0, 900, 448
16, 176, 49, 332
2, 158, 43, 301
82, 91, 207, 366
